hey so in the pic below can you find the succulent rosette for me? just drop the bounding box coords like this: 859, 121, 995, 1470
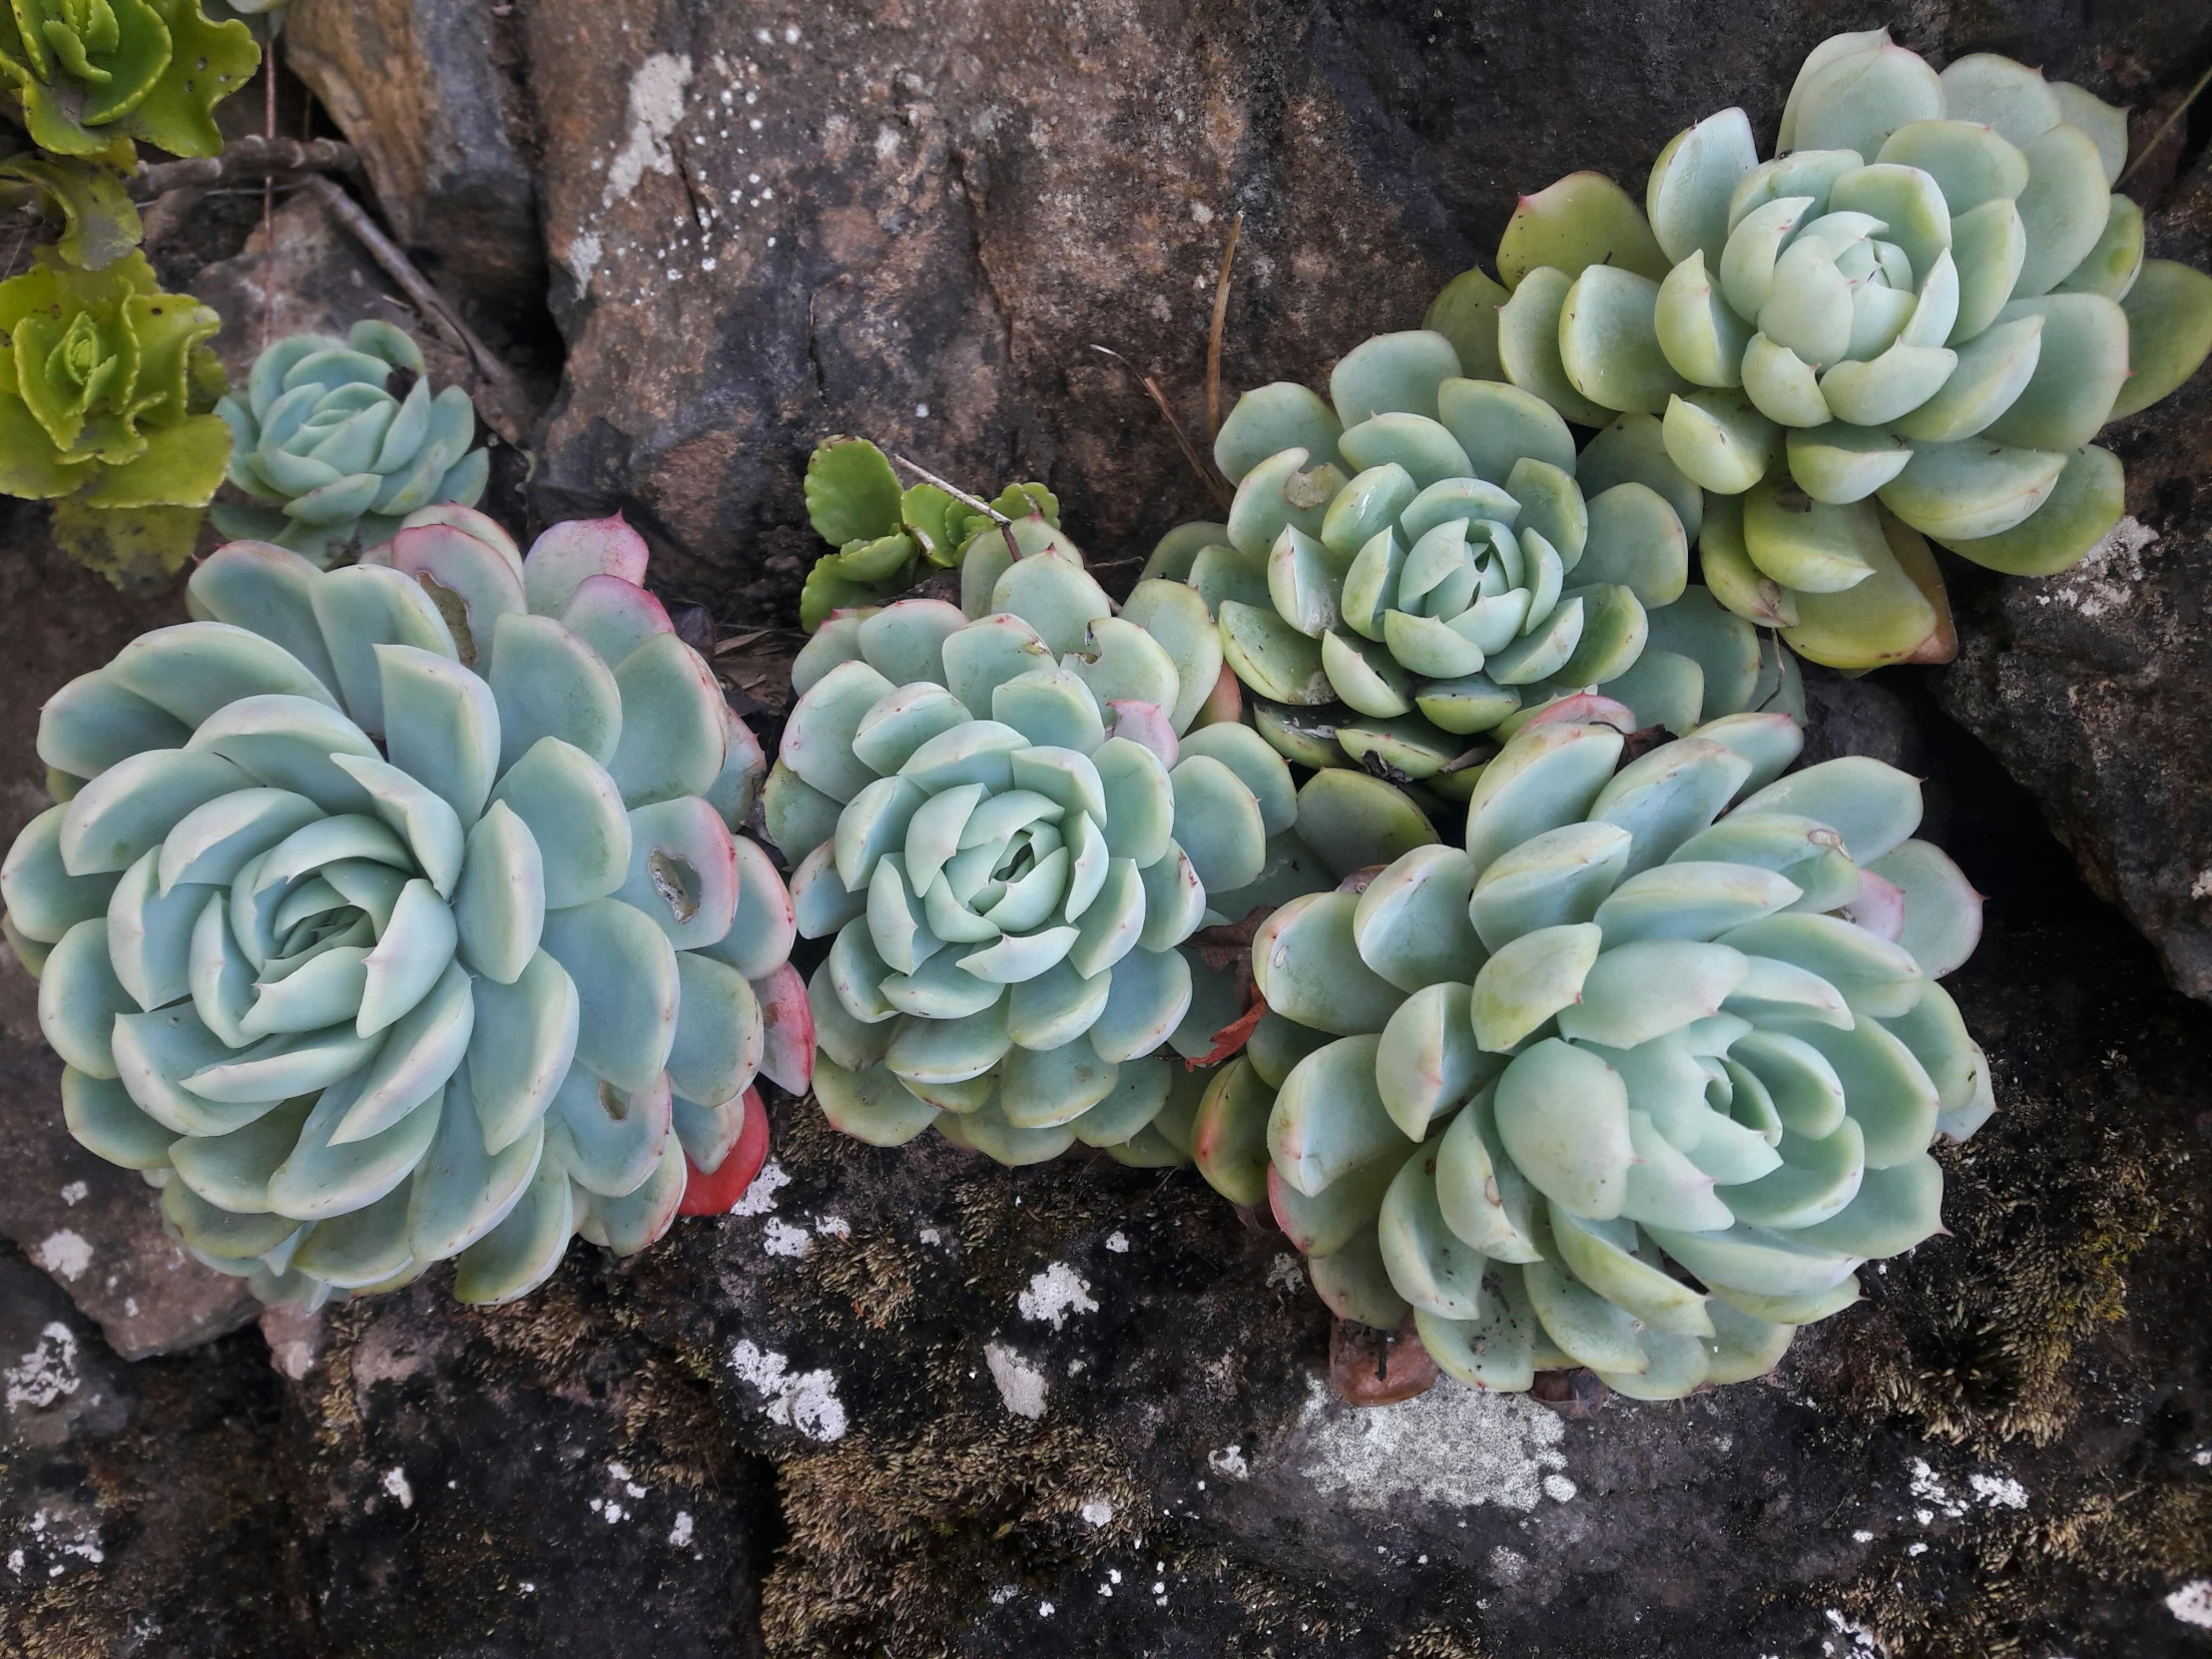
212, 323, 491, 567
1150, 329, 1794, 795
772, 532, 1436, 1167
0, 0, 260, 163
1449, 30, 2212, 669
1187, 701, 1991, 1399
1, 507, 808, 1308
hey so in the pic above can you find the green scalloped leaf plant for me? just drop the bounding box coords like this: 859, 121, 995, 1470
799, 436, 1059, 632
0, 246, 233, 582
0, 0, 262, 163
1447, 30, 2212, 670
1194, 700, 1992, 1399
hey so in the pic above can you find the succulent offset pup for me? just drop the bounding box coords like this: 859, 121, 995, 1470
1150, 330, 1798, 792
1, 508, 807, 1308
213, 323, 491, 567
1187, 701, 1989, 1399
774, 524, 1435, 1166
1437, 29, 2212, 669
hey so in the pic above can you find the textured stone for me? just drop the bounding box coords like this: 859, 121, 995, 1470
283, 0, 545, 322
1936, 149, 2212, 1007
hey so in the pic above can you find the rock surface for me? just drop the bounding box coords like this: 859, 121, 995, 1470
4, 0, 2212, 1653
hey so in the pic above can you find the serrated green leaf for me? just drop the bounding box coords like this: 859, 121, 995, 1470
0, 155, 144, 271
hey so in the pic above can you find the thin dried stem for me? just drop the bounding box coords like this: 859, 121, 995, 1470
129, 136, 357, 200
2118, 58, 2212, 188
298, 174, 537, 445
1090, 344, 1233, 511
884, 453, 1009, 523
262, 15, 276, 352
1206, 211, 1242, 440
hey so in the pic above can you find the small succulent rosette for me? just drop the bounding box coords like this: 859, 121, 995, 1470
1149, 329, 1793, 803
212, 323, 490, 567
1, 507, 808, 1309
1188, 702, 1991, 1400
1437, 29, 2212, 669
771, 537, 1436, 1166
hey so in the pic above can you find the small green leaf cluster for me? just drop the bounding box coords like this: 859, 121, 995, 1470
1184, 704, 1991, 1398
1436, 30, 2212, 669
799, 436, 1059, 632
212, 322, 490, 566
2, 508, 803, 1308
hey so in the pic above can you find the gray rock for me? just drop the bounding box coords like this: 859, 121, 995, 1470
283, 0, 545, 325
1936, 153, 2212, 1005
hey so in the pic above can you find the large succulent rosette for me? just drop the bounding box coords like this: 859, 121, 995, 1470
1, 508, 807, 1308
772, 533, 1436, 1166
1188, 702, 1991, 1399
1451, 30, 2212, 669
1149, 329, 1795, 795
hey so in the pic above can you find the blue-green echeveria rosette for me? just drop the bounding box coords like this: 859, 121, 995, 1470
1459, 30, 2212, 670
212, 322, 490, 567
1151, 328, 1795, 797
1192, 700, 1991, 1399
2, 507, 809, 1309
772, 535, 1440, 1167
0, 0, 260, 163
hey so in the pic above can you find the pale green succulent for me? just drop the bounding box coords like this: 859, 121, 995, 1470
2, 507, 806, 1308
212, 323, 490, 567
1186, 701, 1990, 1399
774, 534, 1437, 1166
1151, 330, 1797, 795
1447, 30, 2212, 670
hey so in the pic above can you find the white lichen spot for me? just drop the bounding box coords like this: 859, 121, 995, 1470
1208, 1445, 1249, 1480
566, 229, 602, 290
2193, 869, 2212, 903
914, 402, 930, 419
669, 1511, 693, 1548
1853, 1529, 1876, 1543
1037, 1600, 1055, 1618
2035, 515, 2153, 620
58, 1182, 86, 1207
730, 1340, 847, 1441
1968, 1472, 2028, 1510
1104, 1230, 1129, 1254
36, 1230, 91, 1282
1908, 1457, 1966, 1519
5, 1323, 80, 1410
918, 1226, 941, 1246
989, 1584, 1017, 1605
605, 54, 694, 204
732, 1159, 790, 1216
382, 1468, 413, 1509
1017, 1263, 1097, 1330
2167, 1580, 2212, 1628
1489, 1545, 1527, 1583
1542, 1472, 1577, 1503
1907, 1541, 1928, 1556
1078, 1498, 1114, 1527
983, 1342, 1048, 1419
1266, 1254, 1304, 1291
1823, 1608, 1882, 1654
815, 1215, 851, 1240
1295, 1377, 1568, 1511
761, 1219, 813, 1259
1192, 202, 1215, 224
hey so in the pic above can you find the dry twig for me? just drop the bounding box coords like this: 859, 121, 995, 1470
1089, 344, 1233, 511
1206, 210, 1242, 439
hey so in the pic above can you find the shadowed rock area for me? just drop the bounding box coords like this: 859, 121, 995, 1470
4, 0, 2212, 1653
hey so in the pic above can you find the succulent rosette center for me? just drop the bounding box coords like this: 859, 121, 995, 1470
774, 546, 1371, 1165
2, 508, 806, 1308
